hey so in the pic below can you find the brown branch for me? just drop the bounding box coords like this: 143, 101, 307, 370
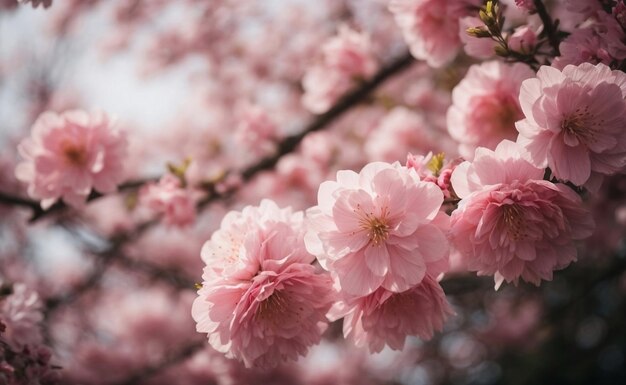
239, 51, 414, 182
25, 52, 415, 222
533, 0, 561, 55
28, 177, 158, 222
41, 51, 416, 315
0, 190, 41, 212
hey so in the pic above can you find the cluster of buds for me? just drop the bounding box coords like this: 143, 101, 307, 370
466, 0, 540, 65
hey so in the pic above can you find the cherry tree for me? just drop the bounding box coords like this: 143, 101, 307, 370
1, 1, 626, 384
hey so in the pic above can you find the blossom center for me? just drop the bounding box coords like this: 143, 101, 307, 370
358, 210, 390, 246
562, 107, 597, 143
502, 204, 525, 240
61, 141, 88, 166
495, 99, 520, 132
255, 291, 287, 323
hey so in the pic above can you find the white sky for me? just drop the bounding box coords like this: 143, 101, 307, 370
0, 3, 190, 140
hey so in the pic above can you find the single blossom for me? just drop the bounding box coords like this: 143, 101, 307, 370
233, 103, 278, 157
364, 107, 434, 163
552, 13, 626, 70
0, 283, 59, 385
302, 26, 377, 113
448, 61, 534, 159
193, 200, 334, 368
450, 141, 595, 288
0, 283, 43, 351
140, 174, 197, 227
389, 0, 480, 67
15, 110, 127, 209
305, 162, 450, 296
516, 63, 626, 187
330, 274, 453, 353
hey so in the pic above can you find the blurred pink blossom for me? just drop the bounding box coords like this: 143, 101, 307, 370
365, 107, 434, 162
140, 174, 198, 227
15, 110, 127, 209
0, 283, 43, 351
553, 13, 626, 69
448, 61, 534, 159
302, 25, 377, 113
514, 0, 535, 12
389, 0, 480, 67
233, 103, 279, 157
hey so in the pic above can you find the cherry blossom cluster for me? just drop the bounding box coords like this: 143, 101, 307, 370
0, 282, 59, 384
3, 0, 626, 382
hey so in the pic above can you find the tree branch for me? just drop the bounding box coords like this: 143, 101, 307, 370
22, 52, 415, 223
0, 190, 41, 212
41, 52, 416, 316
533, 0, 561, 55
240, 51, 414, 182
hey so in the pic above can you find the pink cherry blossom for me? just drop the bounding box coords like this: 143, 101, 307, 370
514, 0, 535, 12
389, 0, 480, 68
406, 152, 462, 200
552, 13, 626, 70
365, 107, 434, 163
302, 26, 377, 114
508, 24, 539, 55
330, 274, 453, 353
15, 110, 127, 209
450, 141, 595, 288
140, 174, 198, 227
564, 0, 603, 19
305, 162, 450, 296
448, 61, 534, 159
516, 63, 626, 186
459, 16, 497, 59
193, 200, 334, 368
233, 103, 279, 157
200, 199, 309, 280
0, 283, 43, 351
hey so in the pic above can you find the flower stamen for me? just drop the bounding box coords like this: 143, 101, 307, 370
357, 205, 390, 246
61, 141, 87, 166
503, 204, 525, 240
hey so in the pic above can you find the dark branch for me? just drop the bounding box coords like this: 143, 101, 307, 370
0, 190, 40, 212
29, 177, 158, 222
15, 52, 415, 223
240, 51, 414, 182
42, 52, 417, 314
533, 0, 561, 55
